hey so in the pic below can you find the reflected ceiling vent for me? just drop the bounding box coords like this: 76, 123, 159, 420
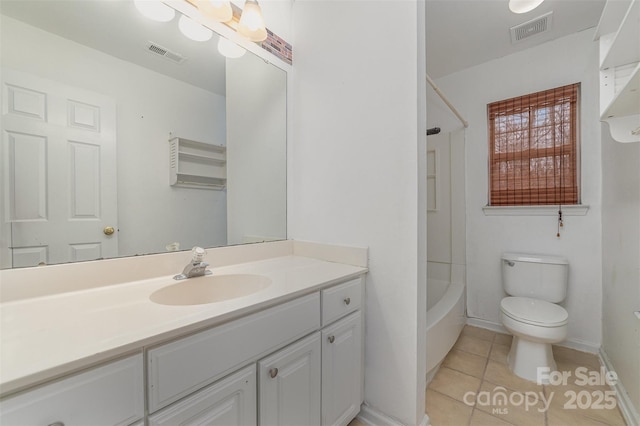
144, 42, 186, 64
510, 11, 553, 44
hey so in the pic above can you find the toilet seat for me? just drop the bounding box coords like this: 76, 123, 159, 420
500, 296, 568, 327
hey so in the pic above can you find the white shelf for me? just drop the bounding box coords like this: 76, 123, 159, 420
169, 137, 227, 189
597, 0, 640, 143
600, 0, 639, 69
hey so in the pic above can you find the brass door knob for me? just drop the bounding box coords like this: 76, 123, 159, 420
103, 226, 115, 235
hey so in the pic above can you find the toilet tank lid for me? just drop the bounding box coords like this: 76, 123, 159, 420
502, 252, 569, 265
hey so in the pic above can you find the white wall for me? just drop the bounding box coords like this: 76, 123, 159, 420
1, 16, 228, 257
291, 1, 427, 424
430, 29, 603, 349
601, 129, 640, 418
226, 51, 287, 244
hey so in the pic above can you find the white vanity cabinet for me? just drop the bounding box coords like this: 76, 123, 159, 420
258, 332, 322, 425
321, 311, 363, 426
148, 365, 257, 426
0, 353, 144, 426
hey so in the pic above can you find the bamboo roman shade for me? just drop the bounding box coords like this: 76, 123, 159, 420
488, 83, 580, 206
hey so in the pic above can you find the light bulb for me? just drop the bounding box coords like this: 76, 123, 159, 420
238, 0, 267, 42
134, 0, 175, 22
198, 0, 233, 22
217, 37, 246, 59
178, 14, 213, 42
509, 0, 545, 14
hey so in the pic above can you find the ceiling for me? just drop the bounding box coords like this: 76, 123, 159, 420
1, 0, 228, 96
425, 0, 607, 79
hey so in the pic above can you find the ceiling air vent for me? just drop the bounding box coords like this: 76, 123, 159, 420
144, 42, 186, 64
510, 11, 553, 44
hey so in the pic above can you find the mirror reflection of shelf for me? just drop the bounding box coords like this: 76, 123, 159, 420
595, 0, 640, 143
169, 137, 227, 189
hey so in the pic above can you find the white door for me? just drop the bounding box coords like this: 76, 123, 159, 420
321, 312, 363, 426
258, 332, 321, 426
0, 69, 117, 268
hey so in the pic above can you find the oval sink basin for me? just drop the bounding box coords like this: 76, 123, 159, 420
150, 274, 272, 306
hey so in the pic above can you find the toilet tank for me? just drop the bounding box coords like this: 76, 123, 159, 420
502, 253, 569, 303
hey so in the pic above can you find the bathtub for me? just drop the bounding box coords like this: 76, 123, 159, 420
426, 280, 466, 380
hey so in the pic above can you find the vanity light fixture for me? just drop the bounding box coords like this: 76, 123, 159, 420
178, 14, 213, 41
134, 0, 176, 22
198, 0, 233, 23
217, 37, 247, 58
509, 0, 545, 14
238, 0, 267, 42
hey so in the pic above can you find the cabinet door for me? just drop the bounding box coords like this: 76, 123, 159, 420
322, 312, 363, 426
0, 354, 143, 426
258, 332, 321, 426
149, 365, 256, 426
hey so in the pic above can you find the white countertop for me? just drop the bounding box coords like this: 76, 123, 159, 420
0, 255, 366, 397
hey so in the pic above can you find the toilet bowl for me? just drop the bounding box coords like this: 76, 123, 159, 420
500, 253, 569, 384
500, 296, 568, 383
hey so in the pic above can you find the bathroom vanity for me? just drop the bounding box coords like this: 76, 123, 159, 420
0, 241, 367, 426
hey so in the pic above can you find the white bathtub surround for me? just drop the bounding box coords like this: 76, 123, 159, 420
0, 240, 367, 396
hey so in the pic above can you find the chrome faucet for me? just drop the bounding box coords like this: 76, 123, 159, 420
174, 247, 212, 280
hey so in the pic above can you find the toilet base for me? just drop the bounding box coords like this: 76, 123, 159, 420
507, 336, 557, 384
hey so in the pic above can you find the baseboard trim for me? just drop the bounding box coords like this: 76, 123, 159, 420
466, 317, 600, 353
357, 404, 429, 426
600, 348, 640, 426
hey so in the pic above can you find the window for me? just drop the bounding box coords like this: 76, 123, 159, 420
487, 83, 580, 206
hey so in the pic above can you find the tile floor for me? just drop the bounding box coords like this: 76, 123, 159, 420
426, 325, 628, 426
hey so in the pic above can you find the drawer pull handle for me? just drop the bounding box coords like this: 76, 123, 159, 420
48, 423, 65, 426
328, 335, 335, 343
344, 297, 351, 305
269, 368, 279, 378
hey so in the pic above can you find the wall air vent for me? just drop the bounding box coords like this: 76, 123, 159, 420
144, 42, 186, 64
510, 11, 553, 44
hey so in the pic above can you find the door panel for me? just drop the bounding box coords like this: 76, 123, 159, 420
1, 69, 117, 267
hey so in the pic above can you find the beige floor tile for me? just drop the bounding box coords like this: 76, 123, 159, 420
547, 406, 610, 426
454, 334, 492, 357
493, 333, 513, 346
552, 346, 601, 369
483, 360, 544, 394
347, 418, 367, 426
545, 383, 626, 426
462, 325, 496, 342
443, 348, 488, 379
489, 343, 510, 365
429, 366, 482, 403
474, 381, 546, 426
426, 389, 474, 426
469, 409, 515, 426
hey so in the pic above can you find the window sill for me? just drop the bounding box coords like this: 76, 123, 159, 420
482, 205, 590, 216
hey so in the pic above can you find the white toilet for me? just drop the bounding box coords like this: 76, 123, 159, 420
500, 253, 569, 383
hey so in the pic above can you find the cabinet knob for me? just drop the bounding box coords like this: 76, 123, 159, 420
269, 368, 278, 378
48, 423, 65, 426
344, 297, 351, 305
328, 335, 335, 344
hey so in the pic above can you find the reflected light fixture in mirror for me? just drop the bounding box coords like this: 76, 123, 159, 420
179, 14, 213, 41
218, 37, 247, 58
198, 0, 233, 22
238, 0, 267, 42
509, 0, 545, 13
133, 0, 176, 22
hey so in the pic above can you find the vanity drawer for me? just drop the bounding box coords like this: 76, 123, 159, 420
322, 278, 362, 326
0, 353, 144, 426
148, 292, 320, 413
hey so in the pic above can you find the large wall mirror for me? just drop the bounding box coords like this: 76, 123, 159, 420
0, 0, 287, 269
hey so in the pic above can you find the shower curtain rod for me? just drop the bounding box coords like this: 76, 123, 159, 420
426, 73, 469, 129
